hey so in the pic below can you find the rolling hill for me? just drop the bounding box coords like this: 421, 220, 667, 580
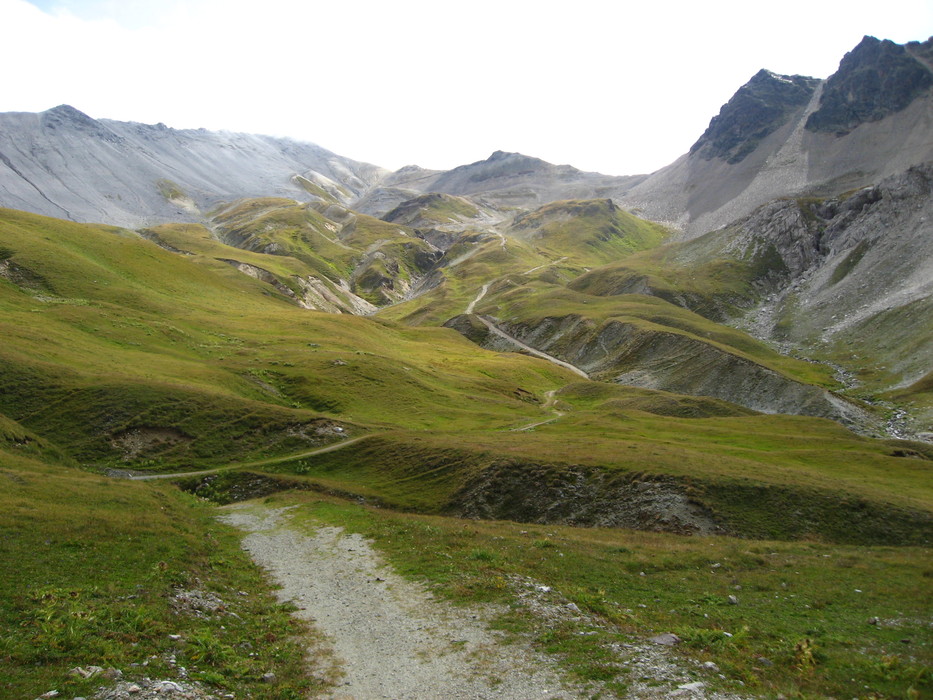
1, 33, 931, 700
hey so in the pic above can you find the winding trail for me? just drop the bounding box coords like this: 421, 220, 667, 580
477, 315, 589, 380
218, 502, 577, 700
120, 435, 372, 481
465, 282, 490, 314
522, 256, 567, 275
511, 390, 565, 431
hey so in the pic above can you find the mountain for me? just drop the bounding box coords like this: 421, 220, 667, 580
3, 36, 929, 237
0, 104, 386, 227
566, 165, 933, 427
619, 36, 933, 236
3, 35, 933, 700
1, 37, 929, 433
0, 35, 930, 436
353, 150, 645, 218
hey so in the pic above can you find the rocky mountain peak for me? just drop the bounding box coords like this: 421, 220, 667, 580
428, 150, 582, 193
40, 103, 123, 143
805, 35, 933, 135
689, 69, 819, 164
43, 103, 95, 123
473, 150, 553, 171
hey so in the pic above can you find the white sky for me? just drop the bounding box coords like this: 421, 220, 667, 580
2, 0, 931, 175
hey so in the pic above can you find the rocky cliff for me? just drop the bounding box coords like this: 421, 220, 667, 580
806, 36, 933, 134
619, 36, 933, 237
690, 70, 820, 164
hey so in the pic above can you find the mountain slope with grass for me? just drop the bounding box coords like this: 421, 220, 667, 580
569, 165, 933, 432
1, 33, 932, 700
2, 206, 929, 535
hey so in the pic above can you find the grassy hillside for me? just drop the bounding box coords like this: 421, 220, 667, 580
0, 208, 574, 470
378, 200, 865, 428
207, 198, 439, 304
489, 284, 835, 387
382, 192, 481, 227
567, 236, 777, 323
2, 205, 931, 698
508, 199, 669, 266
0, 439, 323, 699
378, 198, 670, 326
3, 204, 927, 520
244, 410, 933, 545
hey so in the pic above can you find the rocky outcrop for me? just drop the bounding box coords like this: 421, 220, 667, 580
691, 70, 819, 164
806, 36, 933, 134
735, 166, 933, 398
618, 37, 933, 238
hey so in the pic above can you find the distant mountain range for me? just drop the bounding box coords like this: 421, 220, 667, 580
1, 36, 930, 236
0, 104, 386, 228
1, 35, 930, 437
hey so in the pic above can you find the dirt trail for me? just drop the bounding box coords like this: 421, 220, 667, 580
121, 436, 371, 481
218, 502, 576, 699
511, 390, 564, 431
477, 316, 589, 380
465, 282, 490, 314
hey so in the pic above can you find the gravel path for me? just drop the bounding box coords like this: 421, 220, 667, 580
465, 282, 490, 315
476, 315, 590, 379
217, 503, 577, 699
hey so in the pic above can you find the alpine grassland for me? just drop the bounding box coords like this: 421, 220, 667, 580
383, 192, 481, 226
1, 205, 930, 698
0, 444, 326, 699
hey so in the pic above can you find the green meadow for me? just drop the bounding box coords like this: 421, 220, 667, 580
1, 206, 930, 698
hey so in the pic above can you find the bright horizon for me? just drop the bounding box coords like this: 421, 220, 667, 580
1, 0, 931, 176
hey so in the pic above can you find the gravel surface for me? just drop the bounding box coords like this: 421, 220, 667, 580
218, 503, 577, 699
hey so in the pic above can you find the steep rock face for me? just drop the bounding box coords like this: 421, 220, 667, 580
0, 105, 386, 228
677, 165, 933, 359
806, 36, 933, 134
749, 167, 932, 394
691, 70, 820, 164
619, 36, 933, 238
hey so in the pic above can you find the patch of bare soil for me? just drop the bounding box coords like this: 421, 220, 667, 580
110, 427, 190, 460
448, 463, 724, 536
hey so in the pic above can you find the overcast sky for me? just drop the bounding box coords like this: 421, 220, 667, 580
2, 0, 931, 175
